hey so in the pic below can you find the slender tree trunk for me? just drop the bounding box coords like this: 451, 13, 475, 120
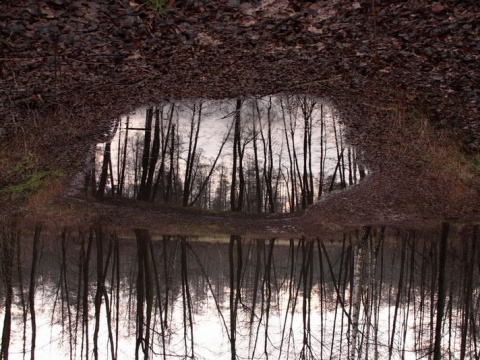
258, 98, 275, 213
188, 119, 233, 207
138, 108, 153, 200
148, 241, 166, 360
101, 238, 116, 360
183, 104, 203, 206
350, 226, 372, 360
332, 114, 345, 189
388, 232, 407, 359
280, 99, 297, 212
93, 227, 105, 360
318, 104, 326, 200
348, 147, 354, 186
152, 104, 174, 202
180, 238, 194, 357
16, 229, 27, 360
263, 238, 274, 356
144, 108, 161, 201
134, 229, 153, 360
82, 229, 93, 360
28, 225, 42, 360
60, 230, 73, 360
461, 225, 478, 359
117, 116, 129, 196
1, 225, 16, 360
252, 103, 263, 213
84, 145, 97, 198
231, 99, 242, 211
434, 222, 450, 360
96, 141, 112, 199
165, 123, 176, 203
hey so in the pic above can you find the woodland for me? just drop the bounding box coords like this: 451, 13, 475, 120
0, 0, 479, 359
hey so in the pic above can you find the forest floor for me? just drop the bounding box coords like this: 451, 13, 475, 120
1, 0, 479, 237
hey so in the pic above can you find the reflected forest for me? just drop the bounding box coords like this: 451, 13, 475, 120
1, 224, 480, 359
1, 97, 479, 360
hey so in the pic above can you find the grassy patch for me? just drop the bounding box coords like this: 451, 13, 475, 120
142, 0, 168, 14
0, 169, 63, 200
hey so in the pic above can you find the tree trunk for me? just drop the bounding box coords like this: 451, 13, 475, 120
138, 108, 154, 200
231, 99, 242, 211
96, 141, 112, 199
350, 226, 372, 360
252, 103, 263, 213
93, 227, 105, 360
388, 232, 407, 359
433, 222, 449, 360
152, 104, 174, 202
183, 103, 202, 206
1, 225, 16, 360
460, 225, 478, 359
165, 123, 176, 203
28, 225, 42, 360
144, 108, 161, 201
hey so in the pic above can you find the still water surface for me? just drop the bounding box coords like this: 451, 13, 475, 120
0, 226, 478, 359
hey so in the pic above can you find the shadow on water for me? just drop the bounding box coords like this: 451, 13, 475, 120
0, 223, 479, 359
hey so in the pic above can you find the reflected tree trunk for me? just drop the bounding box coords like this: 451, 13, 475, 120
1, 225, 16, 360
93, 227, 105, 360
461, 225, 478, 359
350, 226, 371, 360
148, 240, 166, 359
388, 231, 407, 359
134, 229, 154, 360
228, 235, 243, 359
300, 238, 314, 359
434, 222, 449, 360
180, 238, 194, 357
263, 239, 274, 356
101, 236, 116, 360
60, 229, 73, 360
28, 224, 42, 360
81, 229, 94, 360
15, 227, 27, 359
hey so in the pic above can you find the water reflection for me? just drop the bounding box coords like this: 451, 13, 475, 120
0, 224, 478, 359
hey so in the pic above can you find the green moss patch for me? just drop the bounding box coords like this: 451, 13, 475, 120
0, 169, 63, 199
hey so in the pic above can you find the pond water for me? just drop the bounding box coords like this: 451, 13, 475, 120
0, 225, 478, 359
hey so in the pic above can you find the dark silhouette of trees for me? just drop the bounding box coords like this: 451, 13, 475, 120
0, 225, 478, 358
433, 222, 449, 360
90, 96, 360, 214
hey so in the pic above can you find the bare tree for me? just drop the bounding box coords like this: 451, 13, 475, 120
434, 222, 450, 360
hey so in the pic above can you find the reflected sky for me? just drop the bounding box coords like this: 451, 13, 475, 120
0, 226, 478, 359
